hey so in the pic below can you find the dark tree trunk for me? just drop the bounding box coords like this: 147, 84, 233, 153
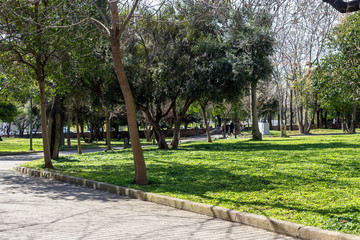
171, 99, 193, 149
304, 102, 309, 134
75, 109, 82, 154
7, 122, 11, 137
317, 109, 320, 129
297, 105, 304, 134
139, 106, 168, 149
217, 115, 221, 128
67, 114, 71, 147
251, 81, 262, 140
277, 113, 280, 131
323, 111, 328, 129
48, 92, 64, 160
323, 0, 360, 13
351, 100, 357, 133
200, 101, 212, 143
37, 73, 53, 168
105, 108, 111, 150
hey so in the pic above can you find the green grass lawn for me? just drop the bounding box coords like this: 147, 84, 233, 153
0, 137, 44, 153
0, 137, 156, 155
22, 134, 360, 235
236, 128, 360, 137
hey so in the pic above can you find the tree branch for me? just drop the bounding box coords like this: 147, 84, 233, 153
323, 0, 360, 13
119, 0, 140, 36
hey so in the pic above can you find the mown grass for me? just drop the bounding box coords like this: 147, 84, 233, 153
236, 128, 359, 137
0, 137, 44, 153
0, 137, 155, 155
21, 134, 360, 235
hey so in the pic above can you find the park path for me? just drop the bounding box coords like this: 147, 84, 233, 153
0, 144, 299, 240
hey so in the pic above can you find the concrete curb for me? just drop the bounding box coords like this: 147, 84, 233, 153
13, 166, 360, 240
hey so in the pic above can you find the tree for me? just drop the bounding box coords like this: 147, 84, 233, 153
323, 0, 360, 13
228, 7, 274, 140
312, 12, 360, 133
89, 0, 148, 185
0, 0, 79, 168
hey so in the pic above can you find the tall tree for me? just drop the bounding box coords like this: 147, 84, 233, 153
228, 7, 274, 140
0, 0, 78, 168
89, 0, 148, 185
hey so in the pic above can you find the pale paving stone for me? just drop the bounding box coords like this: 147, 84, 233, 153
0, 170, 298, 240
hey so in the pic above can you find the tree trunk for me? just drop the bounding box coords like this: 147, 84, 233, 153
290, 89, 293, 130
48, 93, 63, 159
139, 107, 168, 149
171, 104, 181, 148
221, 104, 232, 138
284, 91, 288, 126
171, 99, 193, 149
200, 102, 212, 143
297, 105, 304, 134
251, 80, 262, 140
37, 75, 53, 168
105, 108, 111, 150
109, 2, 147, 185
7, 122, 11, 137
217, 115, 221, 128
351, 100, 357, 133
341, 113, 346, 132
67, 113, 71, 147
324, 111, 328, 129
75, 108, 82, 154
304, 103, 309, 134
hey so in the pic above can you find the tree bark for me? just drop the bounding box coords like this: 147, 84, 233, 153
351, 100, 357, 133
105, 108, 111, 150
37, 75, 53, 168
75, 108, 82, 154
48, 93, 63, 159
109, 1, 148, 185
297, 105, 304, 134
171, 99, 193, 149
200, 101, 212, 143
323, 0, 360, 13
139, 106, 168, 149
290, 89, 293, 130
304, 102, 309, 134
67, 114, 71, 147
251, 80, 262, 140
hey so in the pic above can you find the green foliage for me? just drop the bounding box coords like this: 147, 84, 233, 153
227, 7, 274, 85
23, 134, 360, 235
0, 102, 18, 123
312, 12, 360, 116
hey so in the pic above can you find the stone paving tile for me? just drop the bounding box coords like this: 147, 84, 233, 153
0, 170, 299, 240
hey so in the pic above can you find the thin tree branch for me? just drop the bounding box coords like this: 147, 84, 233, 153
119, 0, 140, 36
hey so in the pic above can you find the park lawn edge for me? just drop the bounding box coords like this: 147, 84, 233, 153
13, 165, 360, 240
18, 135, 360, 236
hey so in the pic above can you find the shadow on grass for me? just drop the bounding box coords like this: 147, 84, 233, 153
178, 139, 359, 152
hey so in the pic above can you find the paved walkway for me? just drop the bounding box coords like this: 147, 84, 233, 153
0, 148, 299, 239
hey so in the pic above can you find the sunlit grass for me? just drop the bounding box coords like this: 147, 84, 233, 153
0, 137, 43, 153
22, 134, 360, 235
0, 137, 156, 155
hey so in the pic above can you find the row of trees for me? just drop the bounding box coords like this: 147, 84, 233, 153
0, 0, 274, 185
0, 0, 357, 185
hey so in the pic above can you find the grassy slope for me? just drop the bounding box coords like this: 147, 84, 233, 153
21, 134, 360, 235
